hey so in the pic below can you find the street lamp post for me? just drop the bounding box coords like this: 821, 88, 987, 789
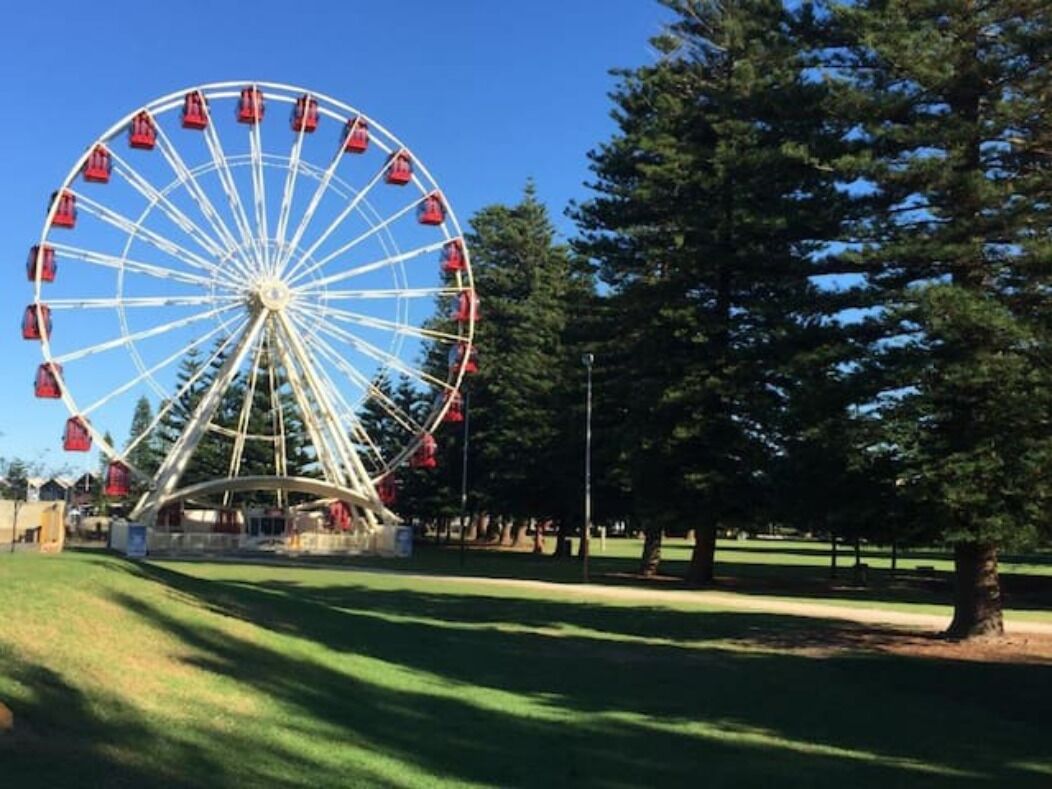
582, 353, 594, 583
459, 389, 470, 568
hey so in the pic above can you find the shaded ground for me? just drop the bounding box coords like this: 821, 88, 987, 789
1, 551, 1050, 788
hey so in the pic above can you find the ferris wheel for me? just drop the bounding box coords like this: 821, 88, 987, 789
24, 81, 478, 529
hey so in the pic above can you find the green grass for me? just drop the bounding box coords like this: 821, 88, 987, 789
1, 551, 1050, 787
324, 536, 1052, 624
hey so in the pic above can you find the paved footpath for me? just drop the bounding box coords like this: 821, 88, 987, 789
385, 570, 1052, 636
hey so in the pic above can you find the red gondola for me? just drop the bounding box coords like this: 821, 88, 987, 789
440, 240, 466, 274
451, 290, 479, 323
377, 476, 397, 506
49, 190, 76, 229
448, 342, 479, 375
182, 91, 208, 129
343, 117, 369, 153
22, 304, 51, 340
26, 245, 56, 283
291, 94, 319, 133
34, 362, 62, 398
83, 145, 112, 183
237, 86, 264, 124
410, 433, 438, 469
385, 151, 412, 185
418, 192, 445, 225
441, 391, 464, 423
105, 461, 130, 497
63, 416, 92, 452
129, 111, 156, 149
329, 500, 352, 531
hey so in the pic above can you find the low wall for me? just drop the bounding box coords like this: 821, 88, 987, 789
0, 500, 66, 553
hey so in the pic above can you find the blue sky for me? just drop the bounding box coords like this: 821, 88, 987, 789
0, 0, 671, 473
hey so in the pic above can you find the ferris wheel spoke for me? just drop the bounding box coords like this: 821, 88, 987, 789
132, 312, 268, 518
293, 310, 452, 393
52, 303, 239, 365
201, 107, 263, 273
273, 106, 311, 273
265, 330, 289, 503
269, 318, 351, 486
81, 313, 246, 417
308, 353, 388, 468
275, 311, 378, 493
47, 295, 235, 310
121, 315, 252, 463
223, 328, 267, 504
311, 303, 461, 344
108, 149, 230, 263
311, 286, 465, 301
49, 243, 218, 289
152, 125, 255, 279
247, 91, 271, 275
286, 192, 428, 286
275, 146, 344, 275
70, 190, 229, 280
301, 326, 425, 436
281, 164, 389, 282
292, 239, 448, 293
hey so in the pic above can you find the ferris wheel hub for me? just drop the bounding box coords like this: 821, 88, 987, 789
254, 278, 292, 311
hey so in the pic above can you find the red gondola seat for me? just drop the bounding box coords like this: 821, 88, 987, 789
385, 151, 412, 185
451, 290, 479, 323
329, 500, 352, 531
442, 391, 464, 423
83, 145, 112, 183
49, 191, 76, 229
182, 91, 208, 129
105, 461, 130, 497
63, 416, 92, 452
237, 87, 264, 124
34, 362, 62, 398
377, 476, 397, 506
440, 240, 466, 274
343, 117, 369, 153
129, 111, 156, 149
26, 245, 56, 283
22, 304, 52, 340
291, 95, 319, 133
418, 192, 445, 225
448, 342, 479, 375
410, 433, 438, 469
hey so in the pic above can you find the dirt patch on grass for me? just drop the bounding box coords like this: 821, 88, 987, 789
737, 624, 1052, 664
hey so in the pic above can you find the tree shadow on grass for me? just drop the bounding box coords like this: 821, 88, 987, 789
90, 558, 1052, 787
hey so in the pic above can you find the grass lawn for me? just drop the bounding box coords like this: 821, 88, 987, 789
329, 536, 1052, 624
1, 550, 1051, 787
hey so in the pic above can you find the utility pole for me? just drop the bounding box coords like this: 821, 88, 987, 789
582, 353, 594, 583
459, 389, 470, 568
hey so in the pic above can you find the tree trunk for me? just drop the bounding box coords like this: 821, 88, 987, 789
947, 542, 1004, 639
854, 536, 862, 567
511, 519, 529, 548
533, 519, 547, 554
640, 524, 662, 577
891, 539, 898, 572
499, 518, 513, 546
553, 520, 572, 559
474, 513, 490, 542
830, 536, 838, 579
444, 518, 452, 545
686, 521, 717, 586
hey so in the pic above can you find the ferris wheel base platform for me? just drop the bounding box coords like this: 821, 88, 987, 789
110, 521, 412, 559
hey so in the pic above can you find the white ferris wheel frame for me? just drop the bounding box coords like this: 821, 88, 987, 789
30, 80, 477, 527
